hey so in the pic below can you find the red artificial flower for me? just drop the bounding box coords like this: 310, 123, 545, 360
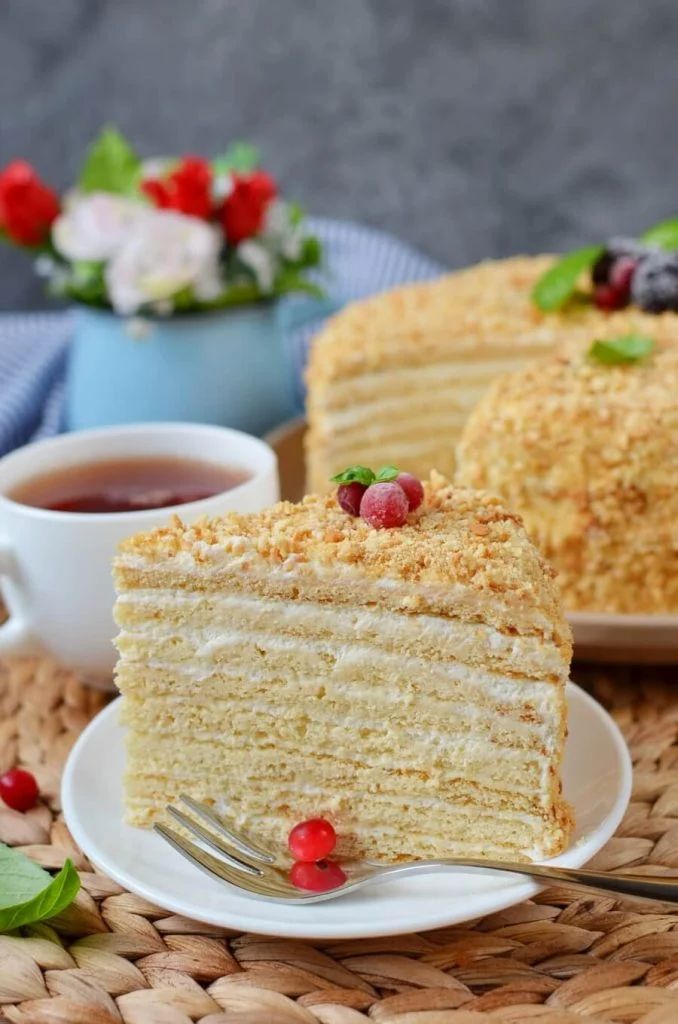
0, 160, 59, 246
141, 155, 213, 219
221, 170, 277, 245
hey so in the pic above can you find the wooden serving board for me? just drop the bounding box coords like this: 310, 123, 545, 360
266, 414, 308, 503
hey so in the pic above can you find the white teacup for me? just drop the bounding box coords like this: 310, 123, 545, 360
0, 422, 279, 685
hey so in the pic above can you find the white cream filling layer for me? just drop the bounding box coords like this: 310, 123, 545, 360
127, 674, 555, 746
116, 604, 560, 709
126, 670, 553, 741
120, 586, 542, 657
321, 396, 487, 436
321, 356, 534, 410
115, 577, 565, 674
129, 711, 553, 794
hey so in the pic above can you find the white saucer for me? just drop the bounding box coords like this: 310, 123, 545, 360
568, 612, 678, 665
62, 682, 631, 940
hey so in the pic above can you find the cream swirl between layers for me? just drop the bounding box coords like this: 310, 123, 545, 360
114, 559, 570, 668
116, 587, 567, 684
314, 356, 539, 411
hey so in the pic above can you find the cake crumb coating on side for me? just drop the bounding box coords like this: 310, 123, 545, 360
456, 334, 678, 613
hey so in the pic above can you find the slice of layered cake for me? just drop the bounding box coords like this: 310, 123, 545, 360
113, 472, 573, 863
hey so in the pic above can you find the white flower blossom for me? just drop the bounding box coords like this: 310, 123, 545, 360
262, 200, 304, 261
237, 239, 276, 293
140, 157, 175, 180
52, 192, 149, 262
211, 173, 234, 203
105, 209, 223, 316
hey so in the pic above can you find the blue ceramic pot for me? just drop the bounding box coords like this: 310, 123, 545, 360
66, 304, 298, 436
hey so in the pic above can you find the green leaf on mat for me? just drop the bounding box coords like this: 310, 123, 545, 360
0, 845, 80, 932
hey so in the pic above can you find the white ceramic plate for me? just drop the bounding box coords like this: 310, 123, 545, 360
568, 612, 678, 665
62, 682, 631, 940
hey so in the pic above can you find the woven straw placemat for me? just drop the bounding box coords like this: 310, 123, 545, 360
1, 659, 678, 1023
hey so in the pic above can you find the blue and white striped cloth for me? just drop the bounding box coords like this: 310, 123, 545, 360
0, 218, 443, 457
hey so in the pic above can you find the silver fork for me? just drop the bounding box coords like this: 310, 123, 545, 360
154, 796, 678, 906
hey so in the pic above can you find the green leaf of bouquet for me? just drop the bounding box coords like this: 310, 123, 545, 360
51, 260, 108, 306
589, 333, 655, 365
297, 235, 323, 269
330, 466, 376, 486
204, 280, 266, 309
641, 217, 678, 250
532, 245, 604, 312
273, 265, 325, 299
375, 465, 400, 482
287, 202, 305, 228
213, 142, 260, 175
0, 846, 80, 932
79, 127, 141, 195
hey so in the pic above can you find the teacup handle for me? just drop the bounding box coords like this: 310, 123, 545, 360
0, 537, 39, 657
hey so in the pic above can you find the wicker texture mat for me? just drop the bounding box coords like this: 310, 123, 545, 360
1, 659, 678, 1023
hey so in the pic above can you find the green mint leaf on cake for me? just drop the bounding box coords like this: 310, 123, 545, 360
330, 466, 376, 486
213, 141, 260, 174
641, 217, 678, 250
589, 334, 655, 365
532, 245, 604, 311
374, 465, 400, 482
0, 845, 80, 932
78, 127, 141, 195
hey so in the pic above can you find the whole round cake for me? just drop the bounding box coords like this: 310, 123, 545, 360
305, 227, 678, 493
456, 330, 678, 614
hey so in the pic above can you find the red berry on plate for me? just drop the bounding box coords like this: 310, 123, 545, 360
0, 768, 39, 812
337, 481, 367, 517
360, 482, 409, 529
289, 859, 347, 892
288, 817, 337, 861
396, 472, 424, 511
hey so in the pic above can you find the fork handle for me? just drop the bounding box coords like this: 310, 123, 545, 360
408, 859, 678, 903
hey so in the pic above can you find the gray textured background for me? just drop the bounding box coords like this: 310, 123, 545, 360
2, 0, 678, 309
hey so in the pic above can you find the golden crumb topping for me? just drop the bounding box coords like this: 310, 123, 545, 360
305, 255, 678, 386
118, 472, 568, 637
456, 335, 678, 613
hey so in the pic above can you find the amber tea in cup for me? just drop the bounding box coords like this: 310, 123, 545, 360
9, 455, 250, 514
